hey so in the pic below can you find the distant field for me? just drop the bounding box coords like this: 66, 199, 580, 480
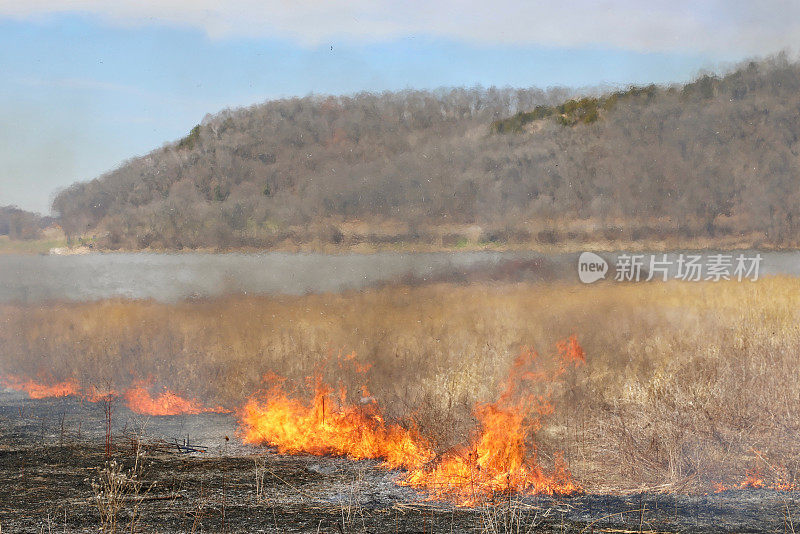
0, 235, 66, 254
2, 278, 799, 493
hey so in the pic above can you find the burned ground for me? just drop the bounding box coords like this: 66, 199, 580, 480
1, 392, 798, 533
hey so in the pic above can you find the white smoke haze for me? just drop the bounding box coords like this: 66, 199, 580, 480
1, 0, 798, 55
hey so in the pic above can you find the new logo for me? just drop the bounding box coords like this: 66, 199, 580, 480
578, 252, 608, 283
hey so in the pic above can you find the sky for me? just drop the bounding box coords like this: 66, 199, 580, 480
0, 1, 798, 214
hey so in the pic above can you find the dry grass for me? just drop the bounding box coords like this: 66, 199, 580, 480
2, 278, 800, 492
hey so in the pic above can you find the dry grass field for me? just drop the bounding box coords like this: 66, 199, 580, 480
2, 278, 800, 494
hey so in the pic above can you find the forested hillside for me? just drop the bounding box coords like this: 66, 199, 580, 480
53, 55, 800, 250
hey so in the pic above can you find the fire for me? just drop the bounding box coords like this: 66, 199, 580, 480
0, 374, 222, 415
240, 336, 585, 504
713, 466, 796, 493
123, 384, 224, 416
241, 375, 434, 469
81, 384, 120, 403
0, 374, 80, 399
739, 469, 765, 489
712, 449, 798, 493
400, 338, 584, 503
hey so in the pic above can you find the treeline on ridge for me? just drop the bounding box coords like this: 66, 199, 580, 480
51, 54, 800, 250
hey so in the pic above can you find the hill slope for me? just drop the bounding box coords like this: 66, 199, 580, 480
53, 55, 800, 250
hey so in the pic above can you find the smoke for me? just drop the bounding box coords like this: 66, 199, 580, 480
0, 103, 79, 214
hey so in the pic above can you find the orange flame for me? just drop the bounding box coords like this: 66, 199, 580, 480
81, 384, 120, 403
739, 469, 765, 489
241, 375, 434, 469
0, 374, 80, 399
240, 336, 585, 505
1, 374, 224, 415
400, 338, 584, 503
123, 384, 225, 416
713, 465, 796, 493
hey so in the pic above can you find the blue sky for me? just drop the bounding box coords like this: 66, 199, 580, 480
0, 2, 796, 214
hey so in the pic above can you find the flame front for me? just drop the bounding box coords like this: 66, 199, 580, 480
0, 374, 80, 399
241, 376, 435, 470
714, 466, 795, 493
0, 374, 221, 415
240, 336, 585, 504
399, 404, 580, 504
3, 337, 587, 503
400, 338, 584, 503
123, 384, 215, 416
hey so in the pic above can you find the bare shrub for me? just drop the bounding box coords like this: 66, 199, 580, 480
89, 446, 152, 533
